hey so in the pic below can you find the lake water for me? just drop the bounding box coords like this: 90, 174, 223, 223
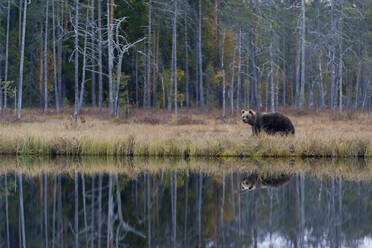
0, 157, 371, 247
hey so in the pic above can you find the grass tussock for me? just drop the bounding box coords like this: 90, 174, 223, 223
0, 108, 371, 158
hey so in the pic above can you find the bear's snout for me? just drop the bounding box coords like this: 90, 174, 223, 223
242, 116, 250, 124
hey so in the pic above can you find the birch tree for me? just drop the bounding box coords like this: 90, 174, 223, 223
5, 175, 10, 248
73, 0, 79, 124
19, 174, 26, 248
299, 0, 306, 109
198, 0, 204, 107
79, 11, 89, 111
17, 0, 28, 119
107, 0, 114, 115
184, 4, 189, 107
236, 29, 242, 110
44, 173, 49, 248
269, 23, 275, 112
97, 0, 103, 109
4, 0, 10, 109
230, 45, 236, 114
172, 0, 178, 117
91, 0, 96, 106
145, 0, 152, 109
52, 0, 60, 113
221, 29, 226, 120
74, 171, 79, 248
44, 0, 49, 113
338, 0, 344, 113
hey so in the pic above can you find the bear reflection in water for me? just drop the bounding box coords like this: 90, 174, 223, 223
240, 173, 292, 192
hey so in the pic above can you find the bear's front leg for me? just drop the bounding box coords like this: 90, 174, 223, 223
251, 126, 258, 136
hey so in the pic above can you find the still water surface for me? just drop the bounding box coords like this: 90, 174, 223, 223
0, 158, 372, 247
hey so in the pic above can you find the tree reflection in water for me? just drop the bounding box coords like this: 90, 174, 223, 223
1, 167, 372, 247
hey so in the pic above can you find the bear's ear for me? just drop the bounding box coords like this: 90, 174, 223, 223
248, 109, 256, 115
241, 109, 246, 114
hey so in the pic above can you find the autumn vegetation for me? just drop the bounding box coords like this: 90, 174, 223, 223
0, 108, 371, 158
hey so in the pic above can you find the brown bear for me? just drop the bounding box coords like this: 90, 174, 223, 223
241, 109, 295, 135
240, 173, 292, 192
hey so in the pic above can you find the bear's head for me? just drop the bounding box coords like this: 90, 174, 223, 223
241, 109, 256, 126
240, 177, 257, 192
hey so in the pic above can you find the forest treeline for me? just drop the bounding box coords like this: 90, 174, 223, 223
0, 0, 371, 120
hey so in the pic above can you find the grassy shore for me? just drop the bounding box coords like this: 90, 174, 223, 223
0, 108, 371, 158
0, 156, 371, 181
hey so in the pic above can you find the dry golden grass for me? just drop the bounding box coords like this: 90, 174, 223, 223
0, 107, 371, 157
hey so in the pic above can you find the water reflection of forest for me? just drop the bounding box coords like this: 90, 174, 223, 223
1, 158, 372, 247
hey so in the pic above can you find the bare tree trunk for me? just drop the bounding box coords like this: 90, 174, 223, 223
184, 7, 189, 108
221, 30, 226, 120
299, 0, 306, 109
281, 40, 286, 107
249, 32, 259, 109
236, 172, 241, 236
135, 51, 139, 107
19, 174, 27, 248
52, 0, 60, 113
98, 175, 103, 248
345, 70, 351, 109
44, 173, 49, 248
161, 75, 165, 109
97, 0, 103, 109
168, 44, 174, 112
269, 24, 275, 112
198, 0, 204, 108
4, 0, 10, 109
107, 0, 114, 115
330, 0, 336, 109
354, 61, 361, 108
17, 0, 28, 119
183, 175, 189, 247
107, 175, 113, 248
91, 0, 96, 107
338, 0, 344, 113
5, 175, 10, 248
79, 12, 90, 112
73, 0, 79, 124
236, 29, 242, 110
171, 172, 177, 247
146, 0, 152, 109
44, 0, 49, 113
294, 14, 300, 106
197, 172, 203, 247
220, 171, 225, 245
114, 51, 125, 117
57, 1, 63, 106
194, 37, 199, 106
52, 176, 57, 248
146, 172, 151, 248
173, 0, 178, 118
91, 176, 95, 248
308, 65, 314, 108
74, 171, 79, 248
318, 52, 325, 108
57, 176, 63, 247
230, 45, 236, 115
19, 0, 22, 49
81, 175, 88, 245
153, 26, 160, 108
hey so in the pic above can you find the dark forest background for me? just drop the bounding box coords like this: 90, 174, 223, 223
0, 0, 371, 119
